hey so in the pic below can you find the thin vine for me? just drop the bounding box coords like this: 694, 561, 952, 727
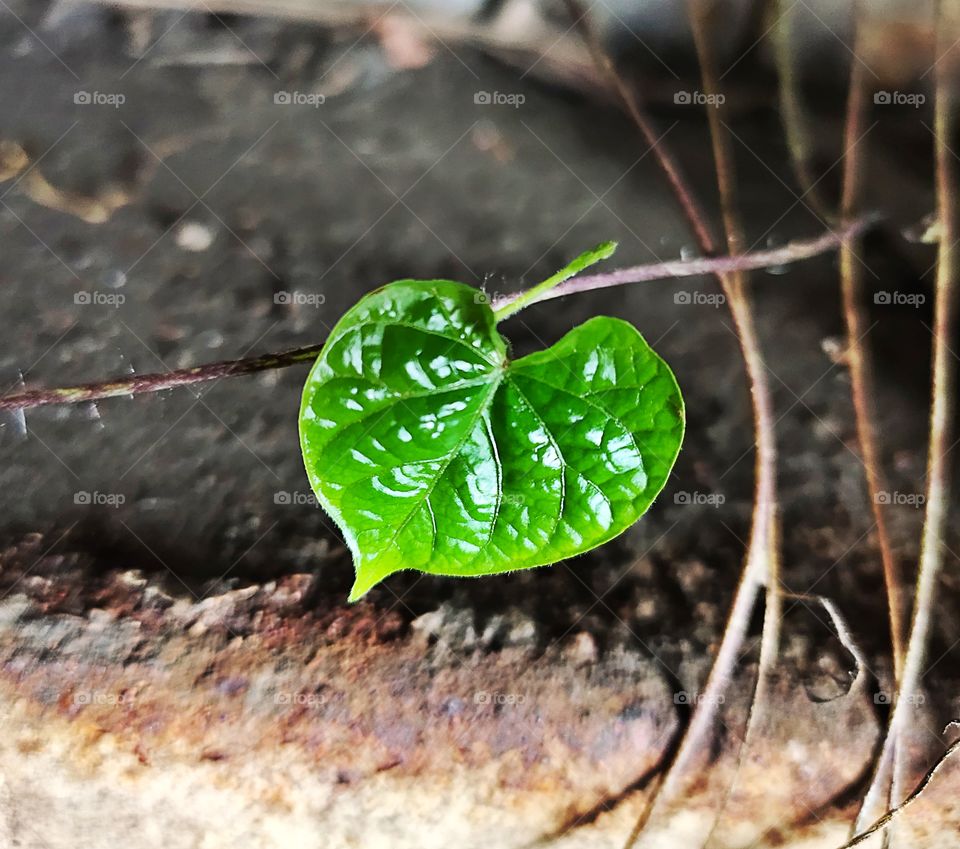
0, 222, 870, 414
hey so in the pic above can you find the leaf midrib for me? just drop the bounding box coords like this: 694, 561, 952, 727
370, 369, 506, 562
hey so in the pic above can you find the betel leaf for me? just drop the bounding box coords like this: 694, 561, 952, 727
299, 271, 684, 601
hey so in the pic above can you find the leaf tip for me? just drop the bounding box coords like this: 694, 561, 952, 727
347, 562, 393, 602
346, 579, 371, 604
595, 240, 618, 259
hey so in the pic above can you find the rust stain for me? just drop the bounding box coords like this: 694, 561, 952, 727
0, 537, 674, 809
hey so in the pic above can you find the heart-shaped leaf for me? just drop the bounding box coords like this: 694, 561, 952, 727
299, 280, 684, 600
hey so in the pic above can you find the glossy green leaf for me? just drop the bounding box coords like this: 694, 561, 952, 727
299, 280, 684, 600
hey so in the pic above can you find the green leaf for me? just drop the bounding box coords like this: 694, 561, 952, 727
299, 280, 684, 601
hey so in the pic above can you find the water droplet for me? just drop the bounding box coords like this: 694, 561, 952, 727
196, 329, 225, 349
0, 369, 28, 441
103, 269, 127, 289
0, 407, 27, 442
81, 401, 105, 429
764, 236, 791, 275
175, 221, 216, 253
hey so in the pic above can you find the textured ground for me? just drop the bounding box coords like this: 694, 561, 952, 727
0, 2, 958, 847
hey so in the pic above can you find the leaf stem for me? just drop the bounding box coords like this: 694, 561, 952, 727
491, 240, 617, 322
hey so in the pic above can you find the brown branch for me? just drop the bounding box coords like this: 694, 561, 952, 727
839, 0, 906, 696
841, 728, 960, 848
688, 4, 782, 846
493, 215, 874, 309
555, 3, 782, 847
857, 2, 960, 837
559, 0, 717, 256
892, 0, 960, 811
841, 5, 905, 836
771, 0, 834, 219
0, 345, 326, 412
0, 223, 873, 414
771, 0, 906, 721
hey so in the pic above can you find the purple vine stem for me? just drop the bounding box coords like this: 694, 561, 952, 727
0, 215, 875, 414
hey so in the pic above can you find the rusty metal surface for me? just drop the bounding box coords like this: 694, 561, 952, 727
0, 535, 894, 848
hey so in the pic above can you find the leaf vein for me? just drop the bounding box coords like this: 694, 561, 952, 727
511, 370, 651, 467
375, 374, 504, 559
506, 378, 566, 548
